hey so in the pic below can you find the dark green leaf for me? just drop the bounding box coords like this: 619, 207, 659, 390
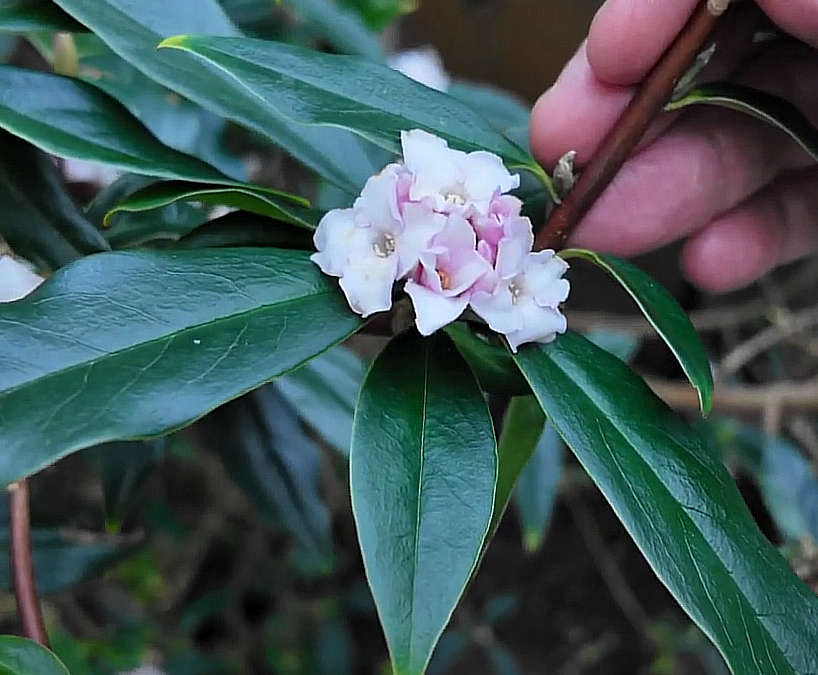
52, 0, 379, 193
668, 82, 818, 162
0, 527, 140, 594
172, 211, 314, 250
285, 0, 384, 60
448, 82, 529, 151
492, 396, 545, 537
515, 331, 818, 674
199, 384, 332, 558
351, 331, 497, 675
0, 64, 236, 183
106, 180, 315, 229
0, 0, 82, 32
0, 637, 70, 675
0, 248, 362, 486
275, 344, 365, 457
514, 420, 563, 553
89, 440, 165, 525
562, 249, 713, 414
88, 175, 210, 248
445, 323, 529, 396
156, 34, 540, 174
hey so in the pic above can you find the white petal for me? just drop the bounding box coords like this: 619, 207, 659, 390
0, 256, 45, 303
405, 280, 469, 335
395, 203, 447, 277
504, 303, 567, 352
469, 286, 521, 335
338, 253, 399, 317
401, 130, 462, 205
354, 164, 403, 229
524, 251, 571, 307
389, 47, 450, 92
311, 209, 368, 277
462, 151, 520, 206
494, 221, 533, 280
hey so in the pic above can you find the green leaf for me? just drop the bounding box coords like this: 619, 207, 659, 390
0, 637, 70, 675
351, 331, 497, 675
156, 34, 537, 172
106, 180, 316, 229
0, 248, 362, 486
0, 64, 237, 183
492, 396, 545, 538
667, 82, 818, 162
285, 0, 384, 60
0, 528, 139, 594
445, 323, 529, 396
562, 249, 713, 415
0, 0, 82, 32
52, 0, 379, 193
0, 131, 96, 270
172, 211, 314, 250
275, 345, 365, 457
514, 420, 563, 553
514, 331, 818, 674
199, 385, 332, 558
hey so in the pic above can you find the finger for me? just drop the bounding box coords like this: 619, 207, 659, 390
681, 167, 818, 292
530, 4, 764, 168
756, 0, 818, 48
586, 0, 698, 85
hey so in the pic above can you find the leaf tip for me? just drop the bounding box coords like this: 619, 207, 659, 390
156, 34, 190, 51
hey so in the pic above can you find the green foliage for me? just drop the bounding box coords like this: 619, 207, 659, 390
0, 637, 70, 675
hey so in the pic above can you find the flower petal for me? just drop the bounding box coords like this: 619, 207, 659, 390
311, 209, 368, 277
354, 163, 404, 229
462, 152, 520, 206
0, 256, 45, 303
504, 303, 567, 352
405, 280, 469, 335
338, 252, 399, 317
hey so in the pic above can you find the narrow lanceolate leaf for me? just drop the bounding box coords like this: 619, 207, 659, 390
668, 82, 818, 162
0, 248, 361, 486
491, 396, 545, 537
0, 0, 83, 32
106, 180, 317, 230
156, 35, 537, 172
0, 637, 71, 675
351, 331, 497, 675
514, 331, 818, 674
562, 249, 713, 415
514, 420, 563, 553
52, 0, 380, 193
0, 65, 232, 183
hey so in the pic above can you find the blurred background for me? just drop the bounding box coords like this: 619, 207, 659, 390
4, 1, 818, 675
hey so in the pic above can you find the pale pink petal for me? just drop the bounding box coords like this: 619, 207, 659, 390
396, 203, 447, 277
504, 303, 567, 352
525, 251, 571, 306
354, 164, 404, 229
469, 286, 521, 335
0, 256, 45, 302
338, 253, 399, 317
462, 152, 520, 207
405, 280, 469, 336
311, 209, 368, 277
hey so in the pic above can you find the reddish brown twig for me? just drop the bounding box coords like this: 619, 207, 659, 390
534, 0, 733, 251
9, 480, 49, 646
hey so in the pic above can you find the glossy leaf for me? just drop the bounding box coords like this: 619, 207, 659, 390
275, 344, 365, 457
0, 528, 140, 594
562, 249, 713, 414
200, 385, 332, 558
156, 35, 538, 173
351, 331, 497, 675
0, 64, 237, 183
0, 637, 70, 675
514, 331, 818, 674
492, 396, 545, 537
0, 0, 81, 31
106, 180, 317, 229
668, 82, 818, 162
445, 323, 529, 396
53, 0, 379, 193
172, 211, 314, 250
514, 420, 563, 553
285, 0, 383, 60
0, 248, 361, 486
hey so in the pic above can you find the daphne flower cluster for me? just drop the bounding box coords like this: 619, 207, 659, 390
311, 129, 570, 351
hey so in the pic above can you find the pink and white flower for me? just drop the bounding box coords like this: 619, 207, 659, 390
311, 128, 570, 349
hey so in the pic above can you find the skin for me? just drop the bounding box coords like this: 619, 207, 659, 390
530, 0, 818, 292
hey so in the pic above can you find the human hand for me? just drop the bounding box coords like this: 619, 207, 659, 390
530, 0, 818, 292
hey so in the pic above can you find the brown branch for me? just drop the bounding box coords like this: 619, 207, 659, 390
534, 0, 733, 251
8, 480, 48, 646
